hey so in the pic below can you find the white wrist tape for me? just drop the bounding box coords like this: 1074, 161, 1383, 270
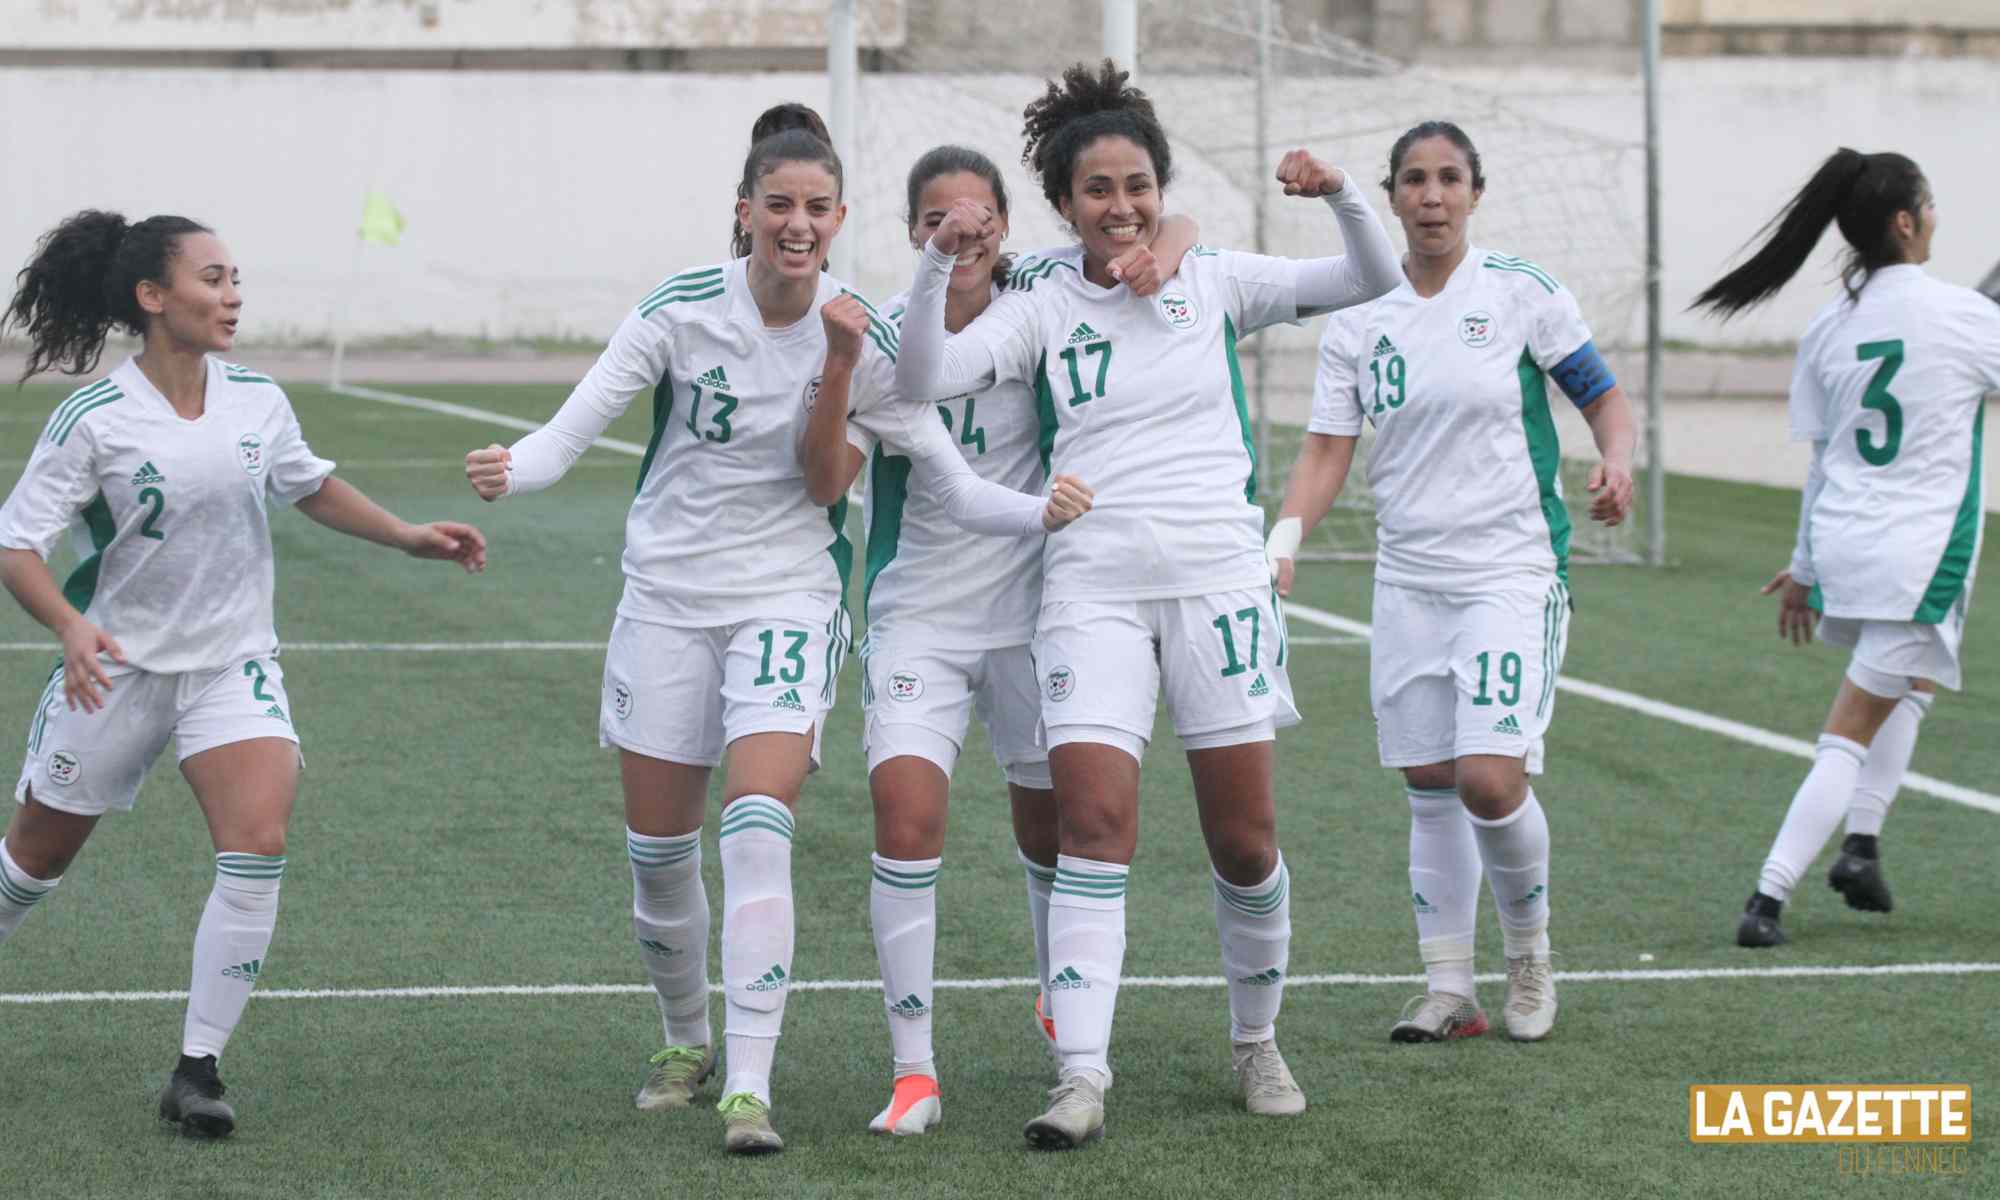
1265, 516, 1302, 577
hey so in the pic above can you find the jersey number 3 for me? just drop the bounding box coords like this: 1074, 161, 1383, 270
1855, 340, 1904, 466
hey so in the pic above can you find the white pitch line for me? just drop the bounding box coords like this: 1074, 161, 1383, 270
1282, 601, 2000, 816
4, 960, 1993, 1005
332, 384, 648, 457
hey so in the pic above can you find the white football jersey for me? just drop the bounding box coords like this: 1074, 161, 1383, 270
857, 249, 1079, 648
562, 259, 901, 628
1789, 265, 1997, 622
0, 356, 335, 673
1311, 248, 1600, 591
919, 246, 1316, 602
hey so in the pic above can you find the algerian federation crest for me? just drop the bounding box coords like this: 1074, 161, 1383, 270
888, 670, 923, 703
1458, 311, 1495, 348
1160, 291, 1198, 330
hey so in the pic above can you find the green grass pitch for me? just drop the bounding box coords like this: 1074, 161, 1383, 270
0, 379, 1992, 1198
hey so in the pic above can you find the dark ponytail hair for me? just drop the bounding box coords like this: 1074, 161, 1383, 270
1693, 148, 1926, 318
1381, 120, 1485, 196
1020, 59, 1173, 216
730, 102, 842, 262
6, 210, 211, 382
905, 144, 1015, 286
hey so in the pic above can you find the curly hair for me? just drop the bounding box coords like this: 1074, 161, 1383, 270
905, 144, 1015, 286
731, 102, 842, 261
1019, 59, 1173, 216
4, 209, 210, 383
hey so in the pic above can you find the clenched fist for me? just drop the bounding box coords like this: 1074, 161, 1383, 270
1276, 149, 1345, 198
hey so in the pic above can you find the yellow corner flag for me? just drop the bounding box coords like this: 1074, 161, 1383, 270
359, 191, 405, 246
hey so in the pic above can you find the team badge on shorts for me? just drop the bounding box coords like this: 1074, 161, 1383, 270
612, 681, 633, 721
237, 434, 266, 476
1160, 292, 1198, 330
1045, 665, 1075, 703
47, 750, 80, 786
1458, 311, 1495, 347
887, 670, 923, 703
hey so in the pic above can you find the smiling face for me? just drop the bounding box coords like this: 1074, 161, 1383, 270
1389, 135, 1482, 264
135, 231, 240, 353
737, 159, 846, 283
1059, 134, 1160, 279
911, 170, 1009, 293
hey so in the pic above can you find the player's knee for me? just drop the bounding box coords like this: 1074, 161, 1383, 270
1057, 796, 1136, 859
1402, 762, 1456, 792
1456, 764, 1526, 820
1208, 834, 1278, 887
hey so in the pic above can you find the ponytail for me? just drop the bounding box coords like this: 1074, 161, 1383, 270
731, 103, 841, 261
1693, 148, 1926, 319
5, 210, 210, 382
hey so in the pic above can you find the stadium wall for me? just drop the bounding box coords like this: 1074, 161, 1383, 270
1, 58, 1992, 349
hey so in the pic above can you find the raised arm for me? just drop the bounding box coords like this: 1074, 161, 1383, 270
1274, 151, 1402, 315
896, 407, 1092, 536
296, 476, 486, 573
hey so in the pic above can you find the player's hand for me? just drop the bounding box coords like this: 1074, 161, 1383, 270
56, 616, 125, 713
821, 295, 869, 371
931, 198, 996, 258
1276, 150, 1345, 198
1108, 244, 1163, 297
1587, 459, 1634, 526
403, 521, 488, 574
1761, 569, 1817, 646
1042, 475, 1094, 532
465, 444, 512, 502
1265, 515, 1303, 597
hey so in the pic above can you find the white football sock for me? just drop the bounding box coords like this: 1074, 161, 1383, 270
870, 854, 940, 1079
718, 795, 795, 1105
1047, 854, 1127, 1084
1848, 692, 1932, 838
1407, 787, 1480, 997
1468, 790, 1551, 961
183, 852, 284, 1062
0, 839, 59, 945
1212, 854, 1290, 1044
627, 827, 710, 1048
1759, 734, 1866, 902
1018, 847, 1056, 1015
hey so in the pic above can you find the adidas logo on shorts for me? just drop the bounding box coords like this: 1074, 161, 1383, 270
1492, 713, 1523, 736
1066, 321, 1101, 345
772, 688, 806, 713
694, 365, 729, 390
263, 703, 289, 724
1248, 672, 1270, 698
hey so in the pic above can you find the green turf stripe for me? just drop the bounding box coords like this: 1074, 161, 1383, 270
52, 393, 121, 445
639, 286, 726, 318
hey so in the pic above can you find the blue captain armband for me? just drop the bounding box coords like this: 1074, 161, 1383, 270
1551, 340, 1615, 408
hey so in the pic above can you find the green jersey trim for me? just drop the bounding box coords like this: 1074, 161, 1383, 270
1008, 257, 1078, 293
1516, 347, 1572, 581
60, 493, 119, 613
638, 267, 726, 317
1482, 254, 1559, 294
1223, 315, 1257, 503
1914, 402, 1984, 623
635, 373, 677, 493
48, 379, 123, 446
826, 494, 854, 592
862, 447, 912, 624
220, 361, 275, 385
838, 289, 900, 363
1033, 351, 1058, 478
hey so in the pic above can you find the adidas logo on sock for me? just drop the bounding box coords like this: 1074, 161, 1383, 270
1371, 335, 1398, 358
747, 963, 789, 992
638, 938, 683, 958
772, 687, 806, 713
1236, 967, 1282, 987
1412, 891, 1438, 915
1066, 322, 1101, 345
1512, 884, 1545, 908
221, 959, 262, 981
130, 460, 166, 486
263, 703, 289, 723
1492, 713, 1523, 736
1247, 672, 1270, 698
890, 992, 929, 1017
1047, 965, 1091, 991
694, 365, 730, 390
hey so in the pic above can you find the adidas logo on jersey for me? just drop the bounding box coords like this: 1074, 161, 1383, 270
1236, 967, 1282, 987
1247, 673, 1270, 698
748, 963, 789, 992
1371, 335, 1398, 358
1492, 713, 1523, 736
772, 688, 806, 713
694, 365, 730, 390
889, 992, 929, 1018
130, 461, 166, 486
221, 959, 262, 982
1066, 322, 1101, 345
1048, 965, 1091, 991
637, 938, 683, 958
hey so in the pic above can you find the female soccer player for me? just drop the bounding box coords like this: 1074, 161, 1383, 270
897, 61, 1400, 1149
0, 211, 486, 1138
1692, 149, 1992, 947
859, 144, 1195, 1136
463, 106, 1088, 1154
1268, 121, 1635, 1045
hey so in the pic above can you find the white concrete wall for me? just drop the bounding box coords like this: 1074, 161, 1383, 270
1, 58, 1994, 347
